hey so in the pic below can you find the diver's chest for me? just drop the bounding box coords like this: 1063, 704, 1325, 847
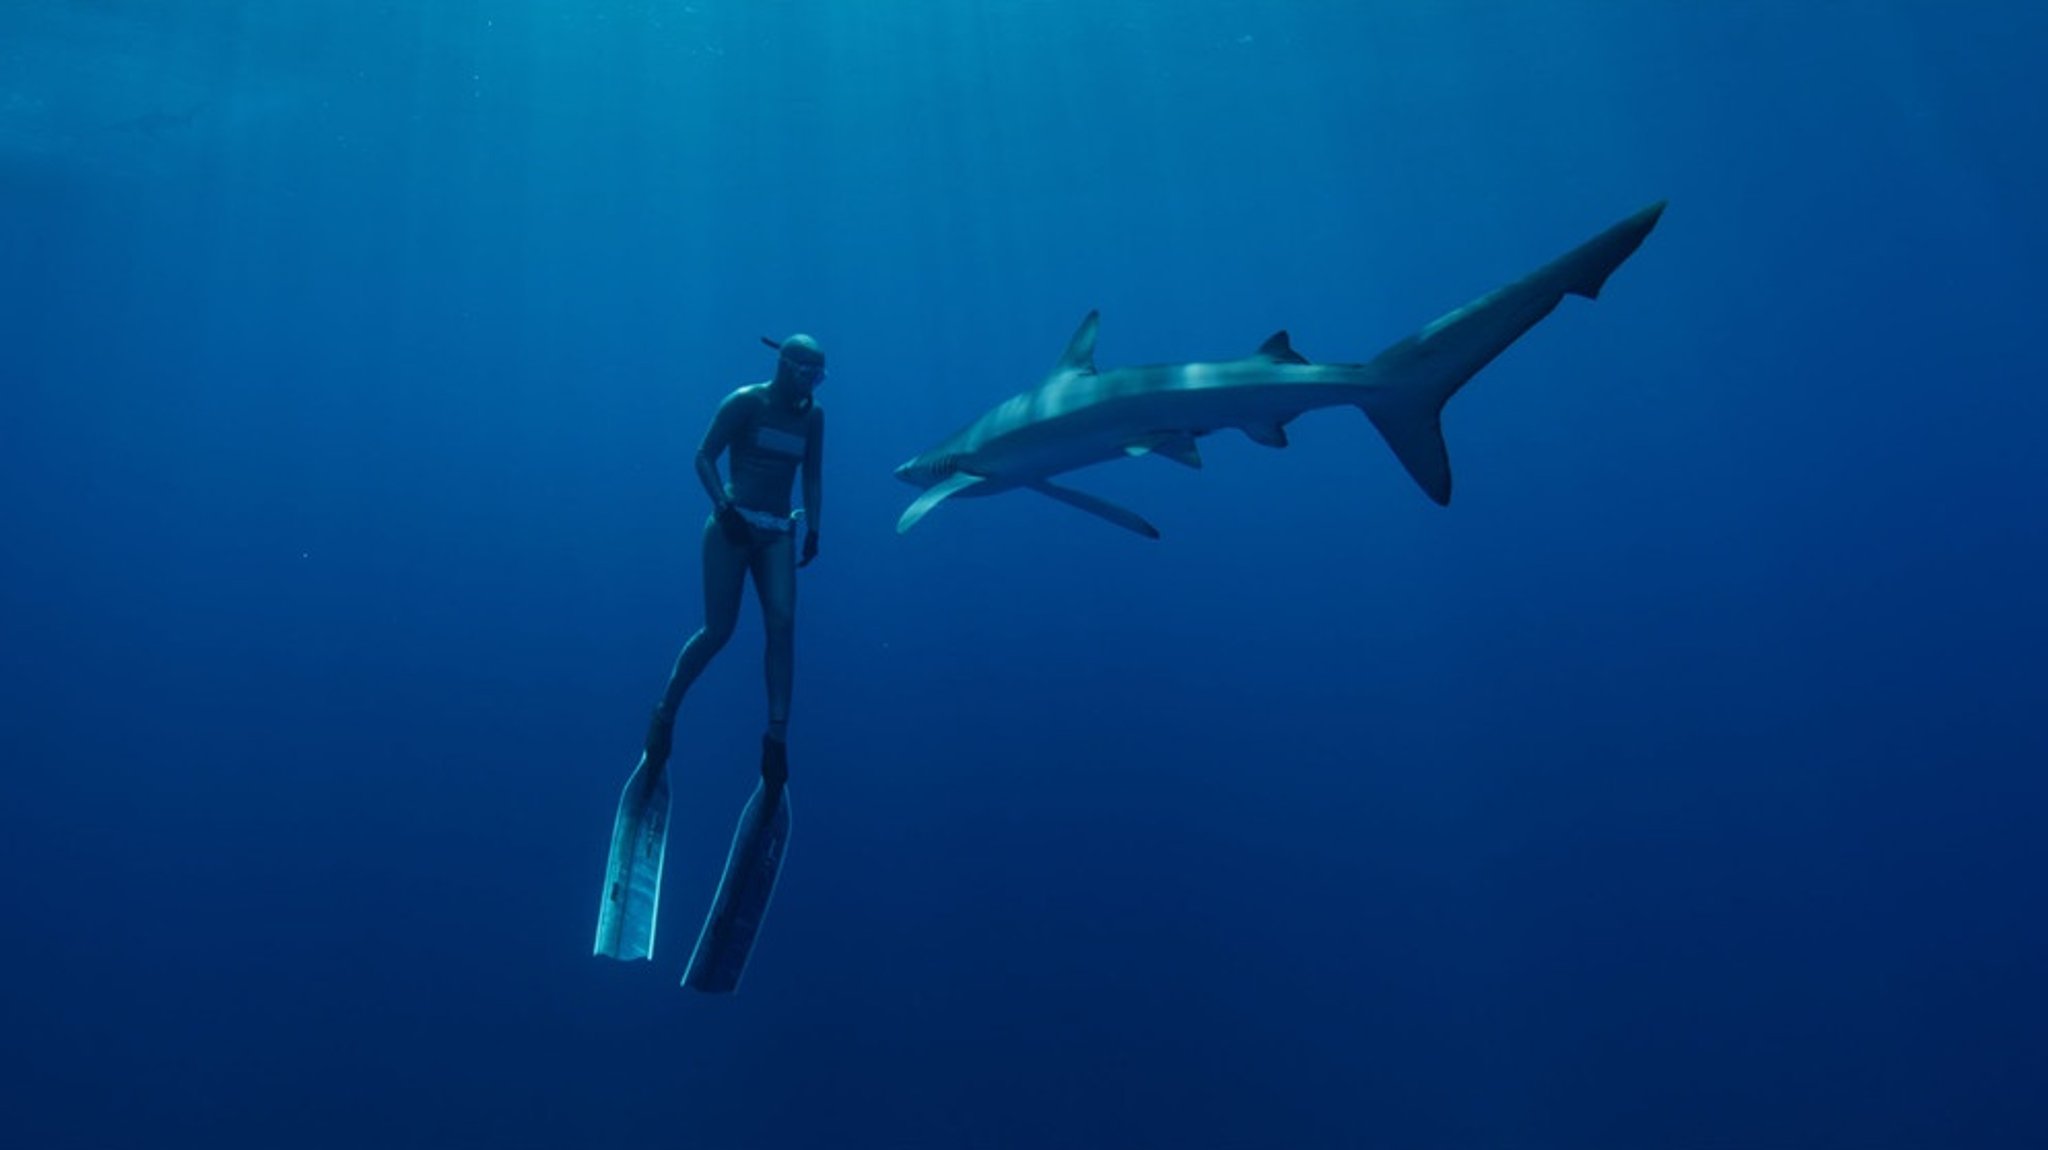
747, 416, 808, 460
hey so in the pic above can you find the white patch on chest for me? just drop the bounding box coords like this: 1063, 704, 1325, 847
753, 425, 807, 458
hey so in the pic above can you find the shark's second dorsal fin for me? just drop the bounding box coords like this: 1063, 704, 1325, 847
1256, 331, 1310, 365
1057, 311, 1101, 374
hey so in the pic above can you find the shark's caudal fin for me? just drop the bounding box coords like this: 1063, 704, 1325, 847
1364, 201, 1665, 505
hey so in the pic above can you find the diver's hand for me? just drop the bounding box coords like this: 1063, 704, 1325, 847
799, 529, 819, 568
714, 502, 753, 546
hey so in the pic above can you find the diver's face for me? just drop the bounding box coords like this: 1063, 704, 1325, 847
779, 353, 826, 392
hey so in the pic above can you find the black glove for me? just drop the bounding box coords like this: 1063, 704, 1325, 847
799, 529, 819, 568
714, 502, 753, 546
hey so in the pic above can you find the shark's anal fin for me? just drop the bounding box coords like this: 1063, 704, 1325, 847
1124, 433, 1202, 469
1027, 481, 1161, 539
1241, 422, 1289, 448
896, 471, 984, 534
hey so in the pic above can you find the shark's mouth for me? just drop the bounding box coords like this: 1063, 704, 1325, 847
895, 454, 964, 487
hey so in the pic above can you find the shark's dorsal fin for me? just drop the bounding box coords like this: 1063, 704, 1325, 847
1056, 311, 1101, 374
1255, 331, 1310, 365
896, 471, 984, 534
1028, 480, 1160, 538
1123, 433, 1202, 469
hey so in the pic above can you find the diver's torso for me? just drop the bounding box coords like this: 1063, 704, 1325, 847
725, 384, 814, 516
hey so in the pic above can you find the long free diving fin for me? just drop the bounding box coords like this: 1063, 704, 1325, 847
682, 778, 792, 994
593, 752, 671, 961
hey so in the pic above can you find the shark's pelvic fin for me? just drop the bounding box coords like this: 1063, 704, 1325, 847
1124, 433, 1202, 468
1027, 480, 1161, 538
1241, 422, 1290, 448
1057, 311, 1101, 374
896, 471, 983, 534
1256, 331, 1310, 365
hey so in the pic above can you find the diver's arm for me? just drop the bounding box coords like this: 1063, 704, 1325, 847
695, 390, 750, 510
801, 406, 824, 534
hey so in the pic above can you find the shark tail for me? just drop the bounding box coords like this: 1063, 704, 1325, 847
1363, 401, 1455, 506
1550, 200, 1667, 301
1363, 201, 1666, 505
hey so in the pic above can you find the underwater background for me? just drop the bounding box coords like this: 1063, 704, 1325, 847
3, 2, 2044, 1146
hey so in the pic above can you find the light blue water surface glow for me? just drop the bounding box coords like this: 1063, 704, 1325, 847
2, 3, 2044, 1146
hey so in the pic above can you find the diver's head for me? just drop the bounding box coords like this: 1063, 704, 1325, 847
769, 333, 826, 398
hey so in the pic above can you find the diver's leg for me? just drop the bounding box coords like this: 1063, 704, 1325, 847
646, 517, 749, 764
749, 533, 796, 783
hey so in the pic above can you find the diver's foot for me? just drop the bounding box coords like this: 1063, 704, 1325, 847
760, 732, 789, 787
643, 706, 676, 767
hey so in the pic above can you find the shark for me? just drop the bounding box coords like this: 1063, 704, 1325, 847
893, 201, 1666, 538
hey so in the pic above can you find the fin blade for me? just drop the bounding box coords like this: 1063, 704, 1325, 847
896, 472, 983, 534
594, 754, 672, 961
1029, 480, 1161, 538
683, 781, 791, 994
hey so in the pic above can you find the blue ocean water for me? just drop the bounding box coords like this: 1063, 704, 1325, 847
3, 2, 2044, 1145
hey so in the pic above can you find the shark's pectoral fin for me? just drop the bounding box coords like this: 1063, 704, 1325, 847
1027, 481, 1161, 539
1241, 422, 1290, 449
1124, 433, 1202, 469
896, 472, 984, 534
